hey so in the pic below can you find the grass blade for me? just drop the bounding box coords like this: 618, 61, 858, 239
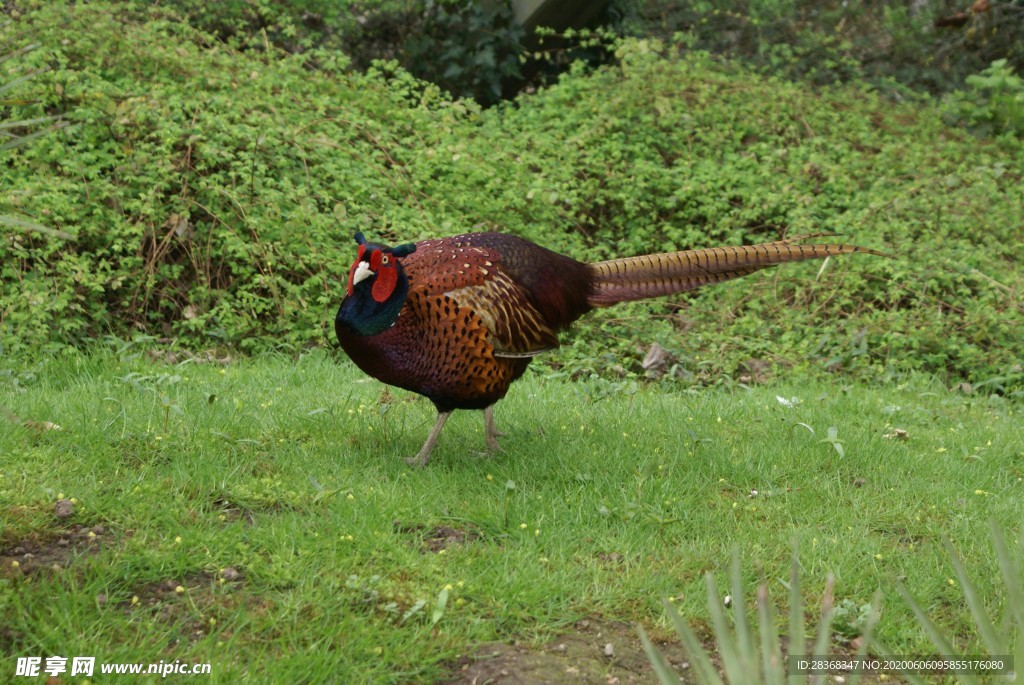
990, 520, 1024, 629
0, 214, 75, 239
0, 42, 40, 67
706, 572, 745, 682
943, 536, 1004, 655
0, 67, 48, 97
756, 583, 784, 685
0, 119, 69, 151
729, 546, 755, 675
787, 546, 806, 670
0, 114, 61, 130
810, 574, 835, 685
637, 624, 683, 685
990, 521, 1024, 680
896, 582, 980, 685
663, 600, 726, 685
847, 588, 882, 685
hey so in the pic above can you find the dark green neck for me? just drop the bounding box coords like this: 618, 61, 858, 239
335, 274, 409, 336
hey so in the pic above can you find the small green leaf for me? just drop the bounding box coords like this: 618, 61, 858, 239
431, 587, 449, 626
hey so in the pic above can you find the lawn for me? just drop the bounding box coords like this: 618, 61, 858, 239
1, 348, 1020, 683
3, 2, 1023, 683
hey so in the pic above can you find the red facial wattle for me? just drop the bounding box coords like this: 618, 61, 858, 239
370, 251, 397, 303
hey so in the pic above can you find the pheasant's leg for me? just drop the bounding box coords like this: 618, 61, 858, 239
406, 411, 451, 468
484, 405, 505, 453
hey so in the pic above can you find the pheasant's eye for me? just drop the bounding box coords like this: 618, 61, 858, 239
381, 255, 390, 265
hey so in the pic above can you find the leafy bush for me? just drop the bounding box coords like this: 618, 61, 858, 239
1, 3, 1022, 391
132, 0, 526, 106
614, 0, 1024, 96
486, 39, 1024, 390
120, 0, 347, 51
1, 28, 68, 240
391, 1, 525, 105
945, 59, 1024, 136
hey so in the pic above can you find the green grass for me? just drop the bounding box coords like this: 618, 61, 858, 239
1, 349, 1021, 683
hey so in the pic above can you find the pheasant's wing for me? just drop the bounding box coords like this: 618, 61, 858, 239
400, 288, 516, 400
444, 270, 560, 357
404, 238, 559, 358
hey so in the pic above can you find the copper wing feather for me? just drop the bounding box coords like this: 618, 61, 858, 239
403, 238, 560, 358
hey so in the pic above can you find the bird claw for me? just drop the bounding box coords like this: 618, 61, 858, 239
485, 434, 504, 454
405, 453, 429, 468
404, 411, 451, 468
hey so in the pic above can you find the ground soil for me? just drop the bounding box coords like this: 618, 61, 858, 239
442, 618, 699, 685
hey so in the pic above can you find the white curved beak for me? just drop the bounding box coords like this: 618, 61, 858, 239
352, 260, 373, 286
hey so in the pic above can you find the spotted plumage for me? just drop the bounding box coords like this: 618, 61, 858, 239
335, 231, 884, 466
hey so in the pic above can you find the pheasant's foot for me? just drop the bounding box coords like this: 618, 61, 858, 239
483, 405, 505, 453
405, 411, 451, 468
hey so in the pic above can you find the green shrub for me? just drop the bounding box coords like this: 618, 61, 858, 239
945, 59, 1024, 137
396, 1, 525, 105
613, 0, 1024, 96
1, 28, 68, 239
482, 39, 1024, 390
1, 3, 1022, 391
2, 2, 463, 355
129, 0, 526, 106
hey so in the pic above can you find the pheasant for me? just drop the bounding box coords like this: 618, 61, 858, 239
335, 231, 883, 466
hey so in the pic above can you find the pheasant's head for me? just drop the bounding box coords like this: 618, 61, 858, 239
337, 232, 417, 336
346, 231, 416, 302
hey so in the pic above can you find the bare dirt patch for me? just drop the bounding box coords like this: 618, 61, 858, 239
128, 572, 219, 609
121, 568, 247, 646
443, 618, 904, 685
211, 496, 258, 524
443, 619, 697, 685
0, 625, 17, 655
0, 523, 111, 576
394, 521, 482, 553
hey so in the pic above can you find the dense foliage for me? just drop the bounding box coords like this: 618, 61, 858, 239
617, 0, 1024, 96
126, 0, 529, 106
1, 2, 1022, 390
105, 0, 1024, 105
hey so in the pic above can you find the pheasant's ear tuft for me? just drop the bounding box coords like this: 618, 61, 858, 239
354, 232, 366, 246
392, 242, 417, 258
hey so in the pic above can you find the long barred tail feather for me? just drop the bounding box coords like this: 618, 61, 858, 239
586, 236, 887, 307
